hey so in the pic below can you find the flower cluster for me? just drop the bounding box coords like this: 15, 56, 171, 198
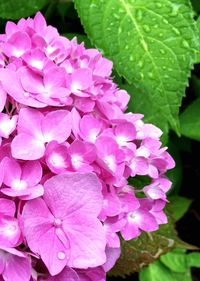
0, 13, 175, 281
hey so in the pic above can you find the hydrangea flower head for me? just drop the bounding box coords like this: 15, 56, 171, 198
0, 12, 175, 280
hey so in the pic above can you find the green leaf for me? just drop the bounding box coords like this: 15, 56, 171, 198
109, 209, 186, 277
160, 249, 187, 273
139, 260, 192, 281
74, 0, 199, 133
180, 98, 200, 141
187, 252, 200, 268
169, 195, 192, 221
0, 0, 48, 19
191, 0, 200, 14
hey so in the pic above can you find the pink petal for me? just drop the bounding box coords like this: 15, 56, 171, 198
22, 49, 47, 72
0, 216, 21, 247
69, 140, 96, 164
39, 228, 69, 276
1, 188, 30, 197
115, 122, 136, 145
3, 253, 31, 281
19, 67, 44, 94
0, 199, 15, 216
44, 67, 66, 89
34, 12, 47, 33
42, 110, 71, 143
43, 173, 103, 218
132, 209, 158, 232
69, 68, 93, 96
79, 115, 102, 143
17, 108, 43, 138
18, 184, 44, 200
0, 114, 18, 138
71, 108, 81, 138
22, 198, 54, 254
1, 184, 44, 200
94, 57, 113, 77
121, 221, 141, 240
74, 97, 95, 112
11, 133, 45, 160
5, 21, 18, 36
103, 247, 120, 272
63, 214, 106, 268
3, 31, 31, 58
77, 267, 106, 281
41, 267, 79, 281
45, 142, 70, 174
130, 157, 149, 176
0, 68, 45, 108
2, 157, 22, 188
21, 161, 42, 186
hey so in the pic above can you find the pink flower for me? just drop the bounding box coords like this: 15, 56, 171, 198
11, 108, 71, 160
121, 203, 159, 240
1, 157, 43, 199
22, 173, 106, 275
0, 11, 175, 279
0, 114, 17, 139
0, 247, 31, 281
0, 198, 21, 248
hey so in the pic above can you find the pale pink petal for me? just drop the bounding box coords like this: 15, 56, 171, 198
115, 90, 130, 110
68, 68, 93, 96
3, 31, 31, 58
1, 184, 44, 200
11, 133, 45, 160
63, 214, 106, 268
39, 228, 69, 276
18, 184, 44, 200
22, 49, 47, 72
71, 108, 81, 138
115, 122, 136, 145
44, 67, 66, 89
121, 221, 141, 240
94, 57, 112, 77
74, 97, 95, 112
0, 69, 45, 108
0, 114, 18, 139
42, 110, 71, 143
22, 198, 54, 254
79, 115, 102, 143
34, 12, 47, 33
1, 187, 31, 197
45, 142, 70, 174
43, 173, 103, 218
17, 108, 43, 139
5, 21, 18, 36
19, 67, 44, 94
103, 247, 120, 272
